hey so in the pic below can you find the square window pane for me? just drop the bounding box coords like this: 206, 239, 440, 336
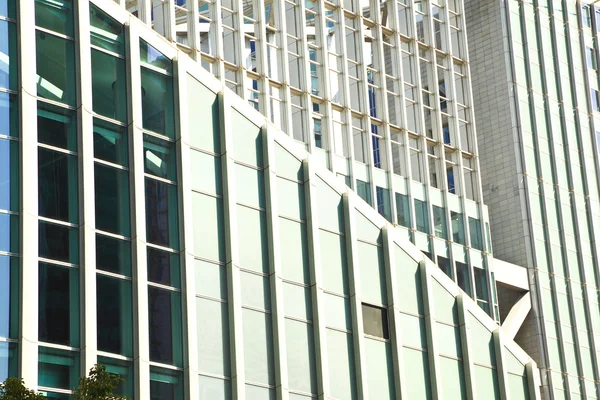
90, 5, 125, 55
93, 118, 129, 167
145, 178, 179, 249
38, 147, 79, 224
0, 92, 19, 138
148, 287, 182, 366
37, 101, 77, 151
148, 247, 180, 288
0, 255, 18, 339
141, 68, 174, 138
97, 356, 134, 398
140, 40, 173, 73
0, 213, 17, 256
38, 347, 79, 390
36, 31, 76, 106
92, 49, 127, 123
150, 367, 183, 400
95, 233, 131, 276
35, 0, 74, 36
0, 20, 17, 90
38, 262, 79, 346
39, 220, 79, 264
0, 342, 17, 381
94, 163, 130, 237
97, 274, 133, 357
362, 303, 389, 339
143, 134, 177, 180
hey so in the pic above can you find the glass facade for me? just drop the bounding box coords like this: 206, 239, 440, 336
6, 0, 536, 399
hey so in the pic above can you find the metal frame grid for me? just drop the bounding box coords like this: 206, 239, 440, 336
10, 0, 539, 398
105, 0, 500, 319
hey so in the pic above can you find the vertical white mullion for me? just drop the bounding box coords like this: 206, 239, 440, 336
526, 360, 542, 400
127, 21, 151, 399
214, 0, 227, 81
255, 0, 272, 117
303, 159, 331, 399
263, 126, 289, 400
153, 0, 176, 41
388, 0, 417, 235
273, 0, 293, 135
371, 4, 398, 225
492, 329, 509, 400
297, 0, 317, 152
18, 0, 38, 388
75, 0, 98, 375
382, 226, 408, 399
188, 0, 201, 61
231, 0, 248, 97
175, 55, 199, 400
314, 0, 336, 172
219, 92, 246, 400
419, 260, 442, 399
457, 294, 476, 400
342, 192, 369, 400
138, 0, 153, 25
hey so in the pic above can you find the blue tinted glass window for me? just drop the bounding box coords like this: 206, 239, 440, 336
0, 256, 18, 339
0, 342, 17, 381
0, 20, 17, 90
0, 139, 18, 212
0, 93, 18, 138
0, 213, 18, 254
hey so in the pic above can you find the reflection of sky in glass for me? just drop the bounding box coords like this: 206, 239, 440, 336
0, 342, 9, 381
0, 214, 10, 253
0, 21, 10, 89
0, 257, 9, 337
0, 139, 13, 210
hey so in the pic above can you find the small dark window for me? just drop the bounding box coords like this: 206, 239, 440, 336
362, 303, 389, 339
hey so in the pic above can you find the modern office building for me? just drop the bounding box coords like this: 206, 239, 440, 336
0, 0, 546, 398
467, 0, 600, 399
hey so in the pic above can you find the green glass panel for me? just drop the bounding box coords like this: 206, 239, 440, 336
240, 271, 271, 311
469, 217, 483, 251
97, 275, 133, 357
235, 164, 265, 209
231, 110, 262, 167
38, 347, 79, 390
0, 92, 18, 138
145, 178, 179, 249
192, 193, 225, 262
358, 242, 386, 305
37, 101, 77, 151
38, 220, 79, 264
451, 211, 465, 244
376, 187, 392, 221
356, 179, 372, 205
38, 147, 78, 224
0, 0, 16, 19
438, 256, 452, 278
327, 329, 357, 400
90, 4, 125, 55
150, 367, 183, 400
237, 206, 269, 274
141, 68, 174, 138
395, 192, 411, 228
190, 150, 221, 195
38, 263, 79, 346
285, 319, 317, 395
148, 287, 182, 366
279, 218, 310, 284
36, 31, 76, 106
365, 339, 395, 400
91, 49, 127, 122
276, 178, 305, 221
0, 342, 17, 381
35, 0, 74, 36
0, 256, 17, 339
319, 230, 349, 295
93, 118, 129, 167
94, 163, 130, 237
0, 212, 18, 254
95, 233, 131, 276
143, 134, 177, 180
195, 260, 227, 300
140, 40, 172, 73
97, 356, 134, 398
147, 247, 180, 289
474, 267, 489, 304
414, 199, 429, 234
439, 357, 466, 400
433, 205, 447, 239
0, 21, 17, 90
282, 282, 312, 321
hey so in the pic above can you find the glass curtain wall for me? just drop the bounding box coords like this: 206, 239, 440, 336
90, 5, 134, 398
140, 39, 184, 399
35, 0, 81, 395
0, 0, 19, 381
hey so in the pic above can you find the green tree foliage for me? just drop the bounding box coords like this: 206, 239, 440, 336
0, 378, 45, 400
74, 364, 129, 400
